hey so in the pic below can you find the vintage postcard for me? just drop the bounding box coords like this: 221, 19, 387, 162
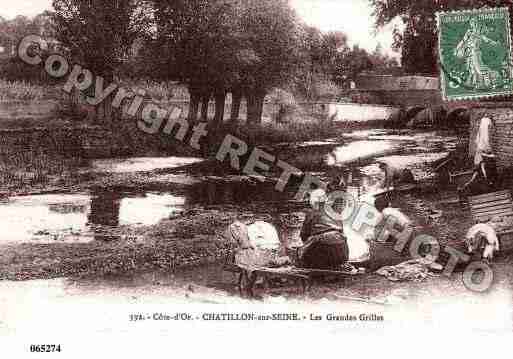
437, 7, 513, 101
0, 0, 512, 357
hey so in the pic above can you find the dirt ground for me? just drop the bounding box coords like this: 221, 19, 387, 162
0, 182, 511, 336
0, 126, 511, 329
1, 183, 511, 305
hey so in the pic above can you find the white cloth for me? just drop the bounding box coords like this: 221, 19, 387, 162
247, 221, 281, 250
225, 221, 252, 249
344, 226, 371, 263
382, 207, 412, 227
372, 207, 412, 243
227, 221, 282, 267
474, 117, 493, 165
465, 223, 500, 260
309, 188, 327, 209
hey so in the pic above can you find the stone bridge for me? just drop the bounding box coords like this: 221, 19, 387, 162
349, 75, 475, 125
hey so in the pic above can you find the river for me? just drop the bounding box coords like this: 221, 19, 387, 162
0, 128, 460, 245
2, 127, 513, 334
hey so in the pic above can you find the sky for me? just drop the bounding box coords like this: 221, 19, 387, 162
0, 0, 400, 58
0, 0, 50, 19
290, 0, 400, 58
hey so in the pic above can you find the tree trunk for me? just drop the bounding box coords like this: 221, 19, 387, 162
200, 92, 210, 122
213, 90, 226, 126
96, 95, 113, 123
247, 90, 265, 125
69, 87, 80, 115
246, 92, 258, 126
230, 89, 242, 123
95, 72, 114, 123
255, 92, 265, 124
188, 86, 201, 122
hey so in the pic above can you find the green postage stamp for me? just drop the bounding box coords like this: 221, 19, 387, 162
437, 7, 513, 101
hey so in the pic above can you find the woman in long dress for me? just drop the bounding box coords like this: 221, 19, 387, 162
299, 189, 355, 272
454, 19, 498, 89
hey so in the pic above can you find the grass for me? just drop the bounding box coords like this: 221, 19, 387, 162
0, 134, 82, 193
0, 151, 81, 192
225, 116, 336, 146
0, 78, 339, 164
0, 79, 48, 101
119, 79, 190, 102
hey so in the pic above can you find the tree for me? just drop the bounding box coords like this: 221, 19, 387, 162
331, 45, 374, 87
0, 13, 58, 82
294, 25, 383, 94
370, 0, 513, 74
0, 15, 42, 55
153, 0, 242, 124
370, 44, 400, 74
294, 25, 325, 99
235, 0, 301, 125
152, 0, 301, 125
51, 0, 151, 120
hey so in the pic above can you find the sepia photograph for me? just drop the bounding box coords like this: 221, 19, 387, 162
0, 0, 512, 357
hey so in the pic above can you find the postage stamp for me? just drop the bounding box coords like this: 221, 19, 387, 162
437, 7, 513, 101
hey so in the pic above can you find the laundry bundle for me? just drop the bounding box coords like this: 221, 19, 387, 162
224, 221, 290, 268
376, 258, 442, 282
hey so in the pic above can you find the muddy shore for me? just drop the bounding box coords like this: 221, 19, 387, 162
0, 127, 501, 290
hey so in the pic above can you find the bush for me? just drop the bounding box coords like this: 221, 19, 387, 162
212, 116, 336, 148
292, 72, 342, 101
117, 79, 189, 102
312, 77, 340, 101
0, 133, 82, 191
0, 57, 51, 83
267, 88, 299, 123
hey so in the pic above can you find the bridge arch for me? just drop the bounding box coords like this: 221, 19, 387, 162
405, 106, 426, 120
446, 107, 470, 128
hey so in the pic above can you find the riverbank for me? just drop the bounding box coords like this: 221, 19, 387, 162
0, 127, 481, 287
1, 184, 511, 316
0, 181, 495, 281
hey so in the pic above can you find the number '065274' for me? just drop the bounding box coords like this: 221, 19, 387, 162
30, 345, 62, 353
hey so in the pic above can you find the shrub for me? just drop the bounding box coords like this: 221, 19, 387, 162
0, 134, 82, 191
117, 79, 189, 102
216, 116, 336, 147
0, 57, 51, 83
267, 88, 301, 123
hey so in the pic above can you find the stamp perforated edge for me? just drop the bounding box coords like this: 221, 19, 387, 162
436, 7, 513, 101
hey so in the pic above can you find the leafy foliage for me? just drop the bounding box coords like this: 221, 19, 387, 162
152, 0, 300, 92
370, 0, 513, 74
50, 0, 152, 79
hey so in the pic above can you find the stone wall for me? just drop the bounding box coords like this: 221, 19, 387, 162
355, 75, 439, 91
323, 102, 400, 122
346, 89, 444, 109
469, 103, 513, 171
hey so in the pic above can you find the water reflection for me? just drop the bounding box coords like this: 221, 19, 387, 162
0, 130, 462, 244
90, 157, 203, 173
0, 194, 92, 243
326, 140, 398, 166
88, 191, 121, 227
0, 191, 188, 243
0, 179, 296, 244
187, 179, 292, 206
118, 193, 186, 225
